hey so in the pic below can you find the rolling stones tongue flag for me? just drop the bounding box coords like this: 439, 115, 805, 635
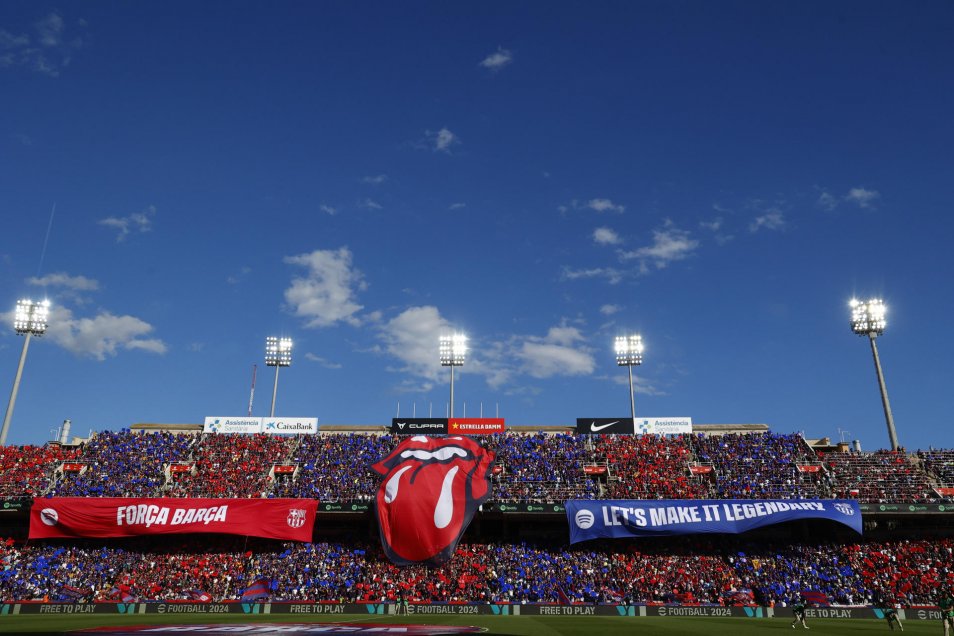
373, 435, 494, 566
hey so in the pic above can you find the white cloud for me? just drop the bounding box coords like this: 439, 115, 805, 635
0, 11, 84, 77
449, 202, 467, 210
226, 266, 252, 285
320, 204, 337, 215
43, 305, 167, 361
817, 191, 839, 211
283, 247, 366, 328
424, 128, 460, 153
845, 187, 880, 208
304, 353, 343, 369
600, 304, 620, 316
378, 305, 450, 384
479, 46, 513, 71
518, 326, 595, 379
35, 12, 64, 47
361, 174, 388, 185
27, 272, 99, 291
98, 205, 155, 242
561, 266, 623, 285
593, 227, 622, 245
619, 223, 699, 269
749, 208, 785, 232
700, 217, 723, 232
361, 198, 382, 210
586, 198, 625, 213
603, 372, 666, 396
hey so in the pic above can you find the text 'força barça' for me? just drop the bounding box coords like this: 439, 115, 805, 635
116, 504, 229, 528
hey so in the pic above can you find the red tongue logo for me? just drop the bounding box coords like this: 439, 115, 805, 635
373, 435, 494, 566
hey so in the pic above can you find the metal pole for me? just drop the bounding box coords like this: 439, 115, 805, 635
627, 363, 636, 429
1, 333, 33, 446
269, 364, 280, 418
449, 366, 455, 418
868, 333, 899, 451
247, 364, 257, 416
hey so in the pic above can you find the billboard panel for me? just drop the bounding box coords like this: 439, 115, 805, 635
204, 417, 318, 435
448, 418, 505, 434
262, 418, 318, 435
636, 417, 693, 435
575, 419, 635, 435
203, 417, 262, 434
390, 418, 449, 435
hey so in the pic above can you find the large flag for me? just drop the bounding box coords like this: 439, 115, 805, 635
801, 590, 830, 606
30, 498, 316, 542
188, 589, 212, 602
240, 578, 272, 602
567, 499, 863, 542
372, 435, 494, 566
59, 584, 87, 601
727, 589, 755, 604
109, 584, 136, 603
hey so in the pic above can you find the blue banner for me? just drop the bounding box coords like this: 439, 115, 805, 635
567, 499, 862, 543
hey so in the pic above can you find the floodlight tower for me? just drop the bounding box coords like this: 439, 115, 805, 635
1, 299, 51, 446
440, 333, 467, 418
615, 334, 643, 428
264, 336, 292, 418
850, 298, 899, 451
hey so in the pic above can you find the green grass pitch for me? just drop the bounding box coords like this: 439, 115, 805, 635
0, 614, 935, 635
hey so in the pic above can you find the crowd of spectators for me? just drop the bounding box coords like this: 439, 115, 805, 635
916, 450, 954, 496
487, 433, 600, 502
166, 433, 295, 498
596, 434, 708, 499
5, 430, 954, 503
1, 536, 951, 606
820, 450, 941, 503
269, 433, 395, 501
0, 444, 80, 497
689, 433, 826, 500
49, 431, 193, 498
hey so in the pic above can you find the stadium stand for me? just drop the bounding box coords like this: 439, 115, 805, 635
269, 433, 393, 501
1, 536, 951, 606
689, 432, 828, 500
0, 444, 80, 497
917, 450, 954, 497
166, 432, 295, 498
48, 431, 192, 497
3, 429, 951, 503
1, 427, 953, 611
819, 449, 941, 503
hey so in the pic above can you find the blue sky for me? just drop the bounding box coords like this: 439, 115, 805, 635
2, 2, 952, 451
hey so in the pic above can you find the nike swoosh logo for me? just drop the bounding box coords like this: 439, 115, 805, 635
590, 420, 620, 432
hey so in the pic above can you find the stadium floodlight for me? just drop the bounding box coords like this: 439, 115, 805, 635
440, 333, 467, 419
849, 298, 899, 451
264, 336, 293, 418
1, 299, 51, 446
615, 334, 643, 429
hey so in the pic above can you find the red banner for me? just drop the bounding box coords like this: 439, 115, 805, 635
797, 465, 823, 473
689, 466, 713, 474
448, 418, 506, 434
29, 498, 316, 541
936, 488, 954, 497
